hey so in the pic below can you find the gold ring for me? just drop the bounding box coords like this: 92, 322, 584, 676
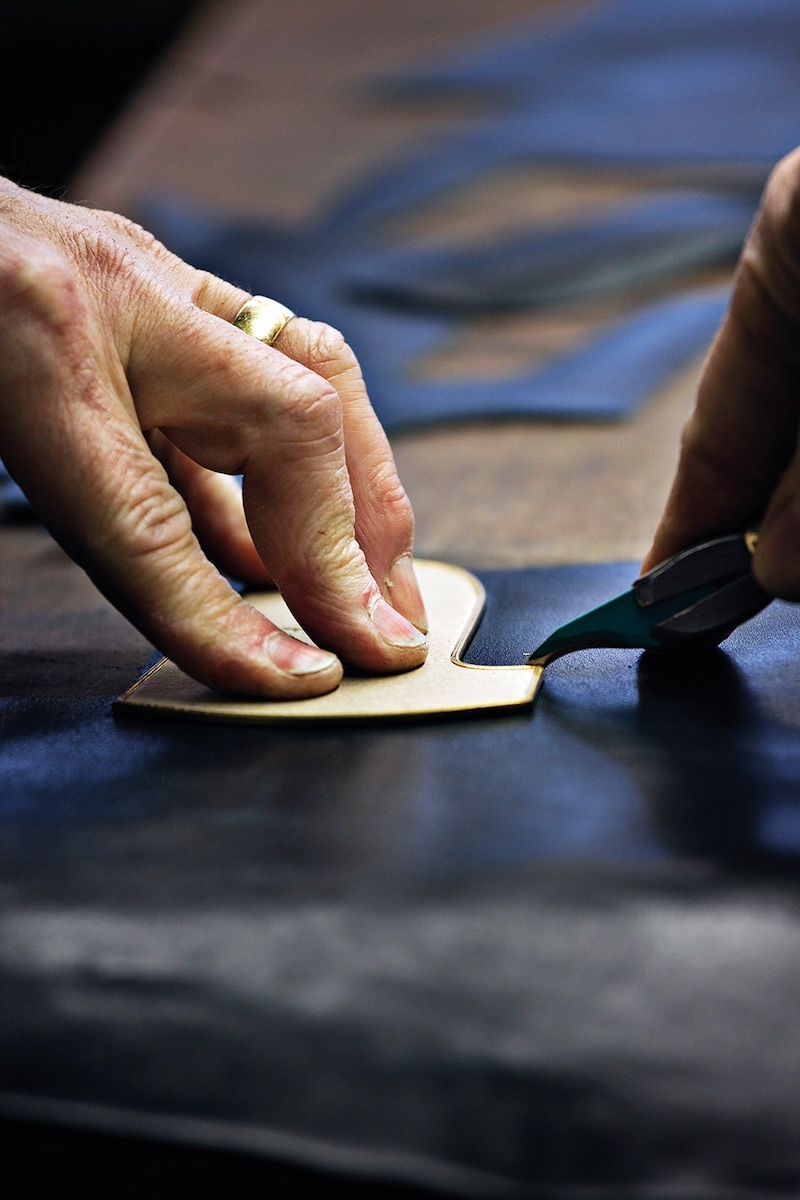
233, 296, 295, 345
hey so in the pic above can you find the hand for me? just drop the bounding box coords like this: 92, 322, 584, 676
643, 146, 800, 597
0, 178, 428, 697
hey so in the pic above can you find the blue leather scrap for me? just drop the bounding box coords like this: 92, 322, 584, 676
139, 197, 731, 431
333, 0, 800, 231
341, 190, 757, 314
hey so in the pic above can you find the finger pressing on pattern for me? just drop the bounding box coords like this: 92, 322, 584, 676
235, 352, 427, 674
273, 317, 428, 633
0, 368, 339, 697
64, 431, 343, 697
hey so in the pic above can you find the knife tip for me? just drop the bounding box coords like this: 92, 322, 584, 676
526, 640, 561, 667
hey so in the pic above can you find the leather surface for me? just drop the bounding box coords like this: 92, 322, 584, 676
2, 561, 800, 1196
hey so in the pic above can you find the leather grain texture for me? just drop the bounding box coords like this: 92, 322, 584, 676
2, 562, 800, 1196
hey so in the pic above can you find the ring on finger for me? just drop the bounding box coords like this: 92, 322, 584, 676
233, 295, 295, 345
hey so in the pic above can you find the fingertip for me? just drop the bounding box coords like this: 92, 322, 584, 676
386, 552, 428, 633
369, 594, 428, 656
263, 630, 343, 684
198, 636, 344, 700
218, 612, 345, 698
153, 592, 344, 700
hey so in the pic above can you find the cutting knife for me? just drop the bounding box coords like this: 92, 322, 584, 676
527, 528, 771, 667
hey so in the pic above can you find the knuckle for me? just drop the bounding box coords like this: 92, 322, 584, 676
80, 207, 172, 267
67, 214, 176, 321
0, 239, 78, 332
355, 462, 415, 553
368, 462, 414, 527
264, 358, 343, 447
279, 534, 368, 621
294, 373, 342, 426
296, 318, 358, 378
106, 464, 195, 564
71, 223, 140, 292
306, 319, 348, 362
678, 412, 718, 471
193, 269, 233, 313
98, 210, 162, 252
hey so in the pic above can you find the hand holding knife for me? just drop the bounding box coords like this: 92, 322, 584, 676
528, 528, 771, 667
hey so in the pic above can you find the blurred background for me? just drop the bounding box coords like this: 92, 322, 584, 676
1, 2, 203, 192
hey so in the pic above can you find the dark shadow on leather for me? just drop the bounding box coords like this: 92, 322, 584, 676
0, 651, 153, 700
537, 645, 800, 871
0, 1117, 457, 1198
634, 650, 765, 864
5, 872, 800, 1195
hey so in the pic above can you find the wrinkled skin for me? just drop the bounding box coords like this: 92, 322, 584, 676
644, 147, 800, 597
0, 178, 428, 698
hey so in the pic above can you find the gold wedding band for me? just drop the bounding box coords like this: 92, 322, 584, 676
233, 296, 295, 345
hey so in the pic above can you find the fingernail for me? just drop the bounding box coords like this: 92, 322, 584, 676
265, 631, 339, 676
370, 595, 428, 649
386, 553, 428, 633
